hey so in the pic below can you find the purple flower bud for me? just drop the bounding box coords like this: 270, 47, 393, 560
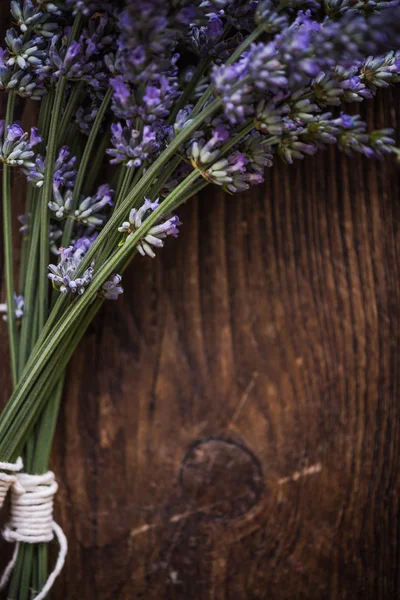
29, 127, 42, 147
7, 123, 24, 141
110, 76, 131, 105
339, 113, 355, 129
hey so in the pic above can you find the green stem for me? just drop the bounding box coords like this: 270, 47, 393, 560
95, 167, 137, 266
33, 376, 65, 473
0, 170, 201, 459
7, 545, 25, 599
6, 16, 84, 600
37, 93, 54, 148
115, 167, 135, 210
19, 94, 59, 370
18, 186, 33, 296
38, 79, 66, 331
148, 155, 183, 198
2, 91, 18, 388
113, 165, 129, 200
19, 76, 55, 327
57, 80, 85, 145
19, 97, 222, 363
4, 299, 103, 460
35, 375, 65, 595
18, 209, 41, 373
36, 14, 83, 331
60, 87, 112, 251
166, 178, 208, 213
37, 544, 48, 598
83, 126, 112, 196
53, 175, 207, 395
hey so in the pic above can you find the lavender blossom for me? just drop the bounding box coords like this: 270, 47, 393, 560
190, 125, 230, 166
275, 129, 318, 164
302, 113, 342, 145
5, 28, 47, 70
190, 124, 273, 192
336, 113, 396, 158
118, 198, 181, 258
115, 2, 180, 85
24, 145, 77, 188
73, 233, 98, 254
110, 73, 179, 123
48, 246, 94, 295
36, 0, 64, 16
224, 0, 259, 31
361, 51, 400, 90
242, 132, 274, 172
0, 49, 46, 98
100, 274, 124, 300
256, 1, 289, 34
74, 185, 114, 227
49, 182, 114, 226
213, 7, 400, 124
141, 76, 179, 123
255, 101, 290, 136
312, 66, 374, 107
0, 122, 42, 168
189, 15, 238, 61
107, 122, 160, 168
207, 151, 261, 192
41, 26, 109, 89
11, 1, 43, 34
48, 181, 73, 219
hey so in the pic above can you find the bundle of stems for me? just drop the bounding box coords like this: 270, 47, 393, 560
0, 43, 232, 598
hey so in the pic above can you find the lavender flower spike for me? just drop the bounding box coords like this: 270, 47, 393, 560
74, 184, 114, 227
25, 145, 77, 189
101, 274, 124, 300
48, 246, 94, 295
118, 198, 181, 258
107, 122, 160, 168
48, 181, 73, 219
0, 122, 42, 168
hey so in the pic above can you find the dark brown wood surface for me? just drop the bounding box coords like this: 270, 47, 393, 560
1, 8, 400, 599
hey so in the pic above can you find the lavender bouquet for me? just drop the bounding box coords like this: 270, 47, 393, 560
0, 0, 399, 597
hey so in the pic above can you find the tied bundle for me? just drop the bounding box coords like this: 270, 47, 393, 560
0, 0, 399, 597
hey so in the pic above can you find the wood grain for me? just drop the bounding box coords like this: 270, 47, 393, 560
1, 6, 400, 597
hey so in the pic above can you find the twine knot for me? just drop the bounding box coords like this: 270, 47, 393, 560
0, 458, 23, 509
0, 471, 67, 600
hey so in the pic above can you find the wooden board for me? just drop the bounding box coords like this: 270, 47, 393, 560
1, 7, 400, 599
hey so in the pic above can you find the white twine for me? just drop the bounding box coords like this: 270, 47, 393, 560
0, 471, 68, 600
0, 458, 24, 509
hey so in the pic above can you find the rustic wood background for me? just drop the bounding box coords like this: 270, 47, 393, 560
1, 5, 400, 599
